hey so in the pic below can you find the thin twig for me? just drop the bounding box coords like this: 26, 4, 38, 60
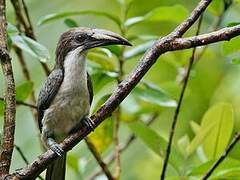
0, 0, 16, 177
10, 0, 50, 76
11, 2, 240, 179
0, 97, 37, 109
14, 145, 44, 180
14, 145, 29, 165
85, 138, 114, 180
88, 113, 159, 180
202, 132, 240, 179
161, 15, 204, 179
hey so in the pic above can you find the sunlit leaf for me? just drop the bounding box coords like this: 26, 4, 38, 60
207, 0, 224, 16
128, 121, 183, 171
132, 81, 177, 107
64, 18, 78, 27
16, 81, 34, 101
190, 121, 201, 135
189, 158, 240, 178
38, 11, 121, 27
222, 36, 240, 55
67, 153, 79, 173
124, 40, 155, 59
10, 35, 50, 62
125, 5, 189, 27
90, 48, 113, 58
88, 94, 113, 153
187, 103, 234, 159
87, 52, 115, 71
202, 103, 234, 159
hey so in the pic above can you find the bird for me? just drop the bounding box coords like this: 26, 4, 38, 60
37, 27, 131, 180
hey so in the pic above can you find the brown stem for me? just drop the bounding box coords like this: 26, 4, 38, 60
161, 15, 203, 179
0, 0, 16, 177
85, 138, 114, 180
10, 0, 50, 76
0, 97, 36, 109
202, 132, 240, 179
88, 113, 158, 180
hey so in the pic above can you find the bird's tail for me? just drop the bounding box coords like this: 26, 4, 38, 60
46, 153, 66, 180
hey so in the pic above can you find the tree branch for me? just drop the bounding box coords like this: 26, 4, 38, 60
0, 0, 16, 177
10, 0, 50, 76
161, 15, 203, 179
9, 0, 240, 179
202, 132, 240, 179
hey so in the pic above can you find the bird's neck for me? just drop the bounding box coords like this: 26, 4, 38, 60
62, 49, 87, 83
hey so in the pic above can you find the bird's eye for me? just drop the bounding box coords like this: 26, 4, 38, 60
75, 34, 87, 43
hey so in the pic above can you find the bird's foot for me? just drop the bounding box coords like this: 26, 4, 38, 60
82, 117, 95, 132
50, 142, 64, 156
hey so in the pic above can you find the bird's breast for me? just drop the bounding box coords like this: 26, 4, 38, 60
43, 51, 90, 138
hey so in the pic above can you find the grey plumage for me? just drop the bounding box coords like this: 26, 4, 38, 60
37, 27, 131, 180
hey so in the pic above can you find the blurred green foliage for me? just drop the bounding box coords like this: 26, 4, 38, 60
1, 0, 240, 179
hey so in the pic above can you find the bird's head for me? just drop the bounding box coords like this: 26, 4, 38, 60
55, 27, 131, 65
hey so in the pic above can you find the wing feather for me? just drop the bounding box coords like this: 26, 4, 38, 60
37, 68, 64, 131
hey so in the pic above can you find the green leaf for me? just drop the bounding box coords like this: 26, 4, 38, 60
231, 58, 240, 64
89, 94, 113, 153
10, 35, 50, 62
67, 153, 79, 173
88, 65, 117, 93
189, 158, 240, 178
125, 5, 189, 27
16, 81, 34, 101
103, 45, 122, 57
7, 23, 19, 35
227, 22, 240, 27
124, 40, 155, 59
187, 103, 234, 159
38, 11, 121, 27
128, 121, 183, 171
207, 0, 224, 16
0, 101, 4, 117
87, 52, 116, 71
64, 18, 78, 27
222, 36, 240, 55
132, 81, 177, 107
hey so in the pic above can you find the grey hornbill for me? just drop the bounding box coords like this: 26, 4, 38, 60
37, 27, 131, 180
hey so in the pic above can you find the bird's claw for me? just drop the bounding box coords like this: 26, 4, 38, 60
50, 143, 64, 156
82, 117, 95, 132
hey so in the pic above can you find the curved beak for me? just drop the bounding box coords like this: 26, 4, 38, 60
86, 29, 132, 49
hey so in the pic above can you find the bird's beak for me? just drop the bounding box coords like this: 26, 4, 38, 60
86, 29, 132, 49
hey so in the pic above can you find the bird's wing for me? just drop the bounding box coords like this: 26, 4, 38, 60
37, 68, 64, 131
87, 72, 93, 105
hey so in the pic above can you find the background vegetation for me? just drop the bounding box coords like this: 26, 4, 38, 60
1, 0, 240, 179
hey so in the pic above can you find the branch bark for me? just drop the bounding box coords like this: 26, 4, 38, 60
0, 0, 16, 177
0, 97, 37, 109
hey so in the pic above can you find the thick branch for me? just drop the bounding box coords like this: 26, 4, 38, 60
0, 0, 16, 177
10, 1, 240, 179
